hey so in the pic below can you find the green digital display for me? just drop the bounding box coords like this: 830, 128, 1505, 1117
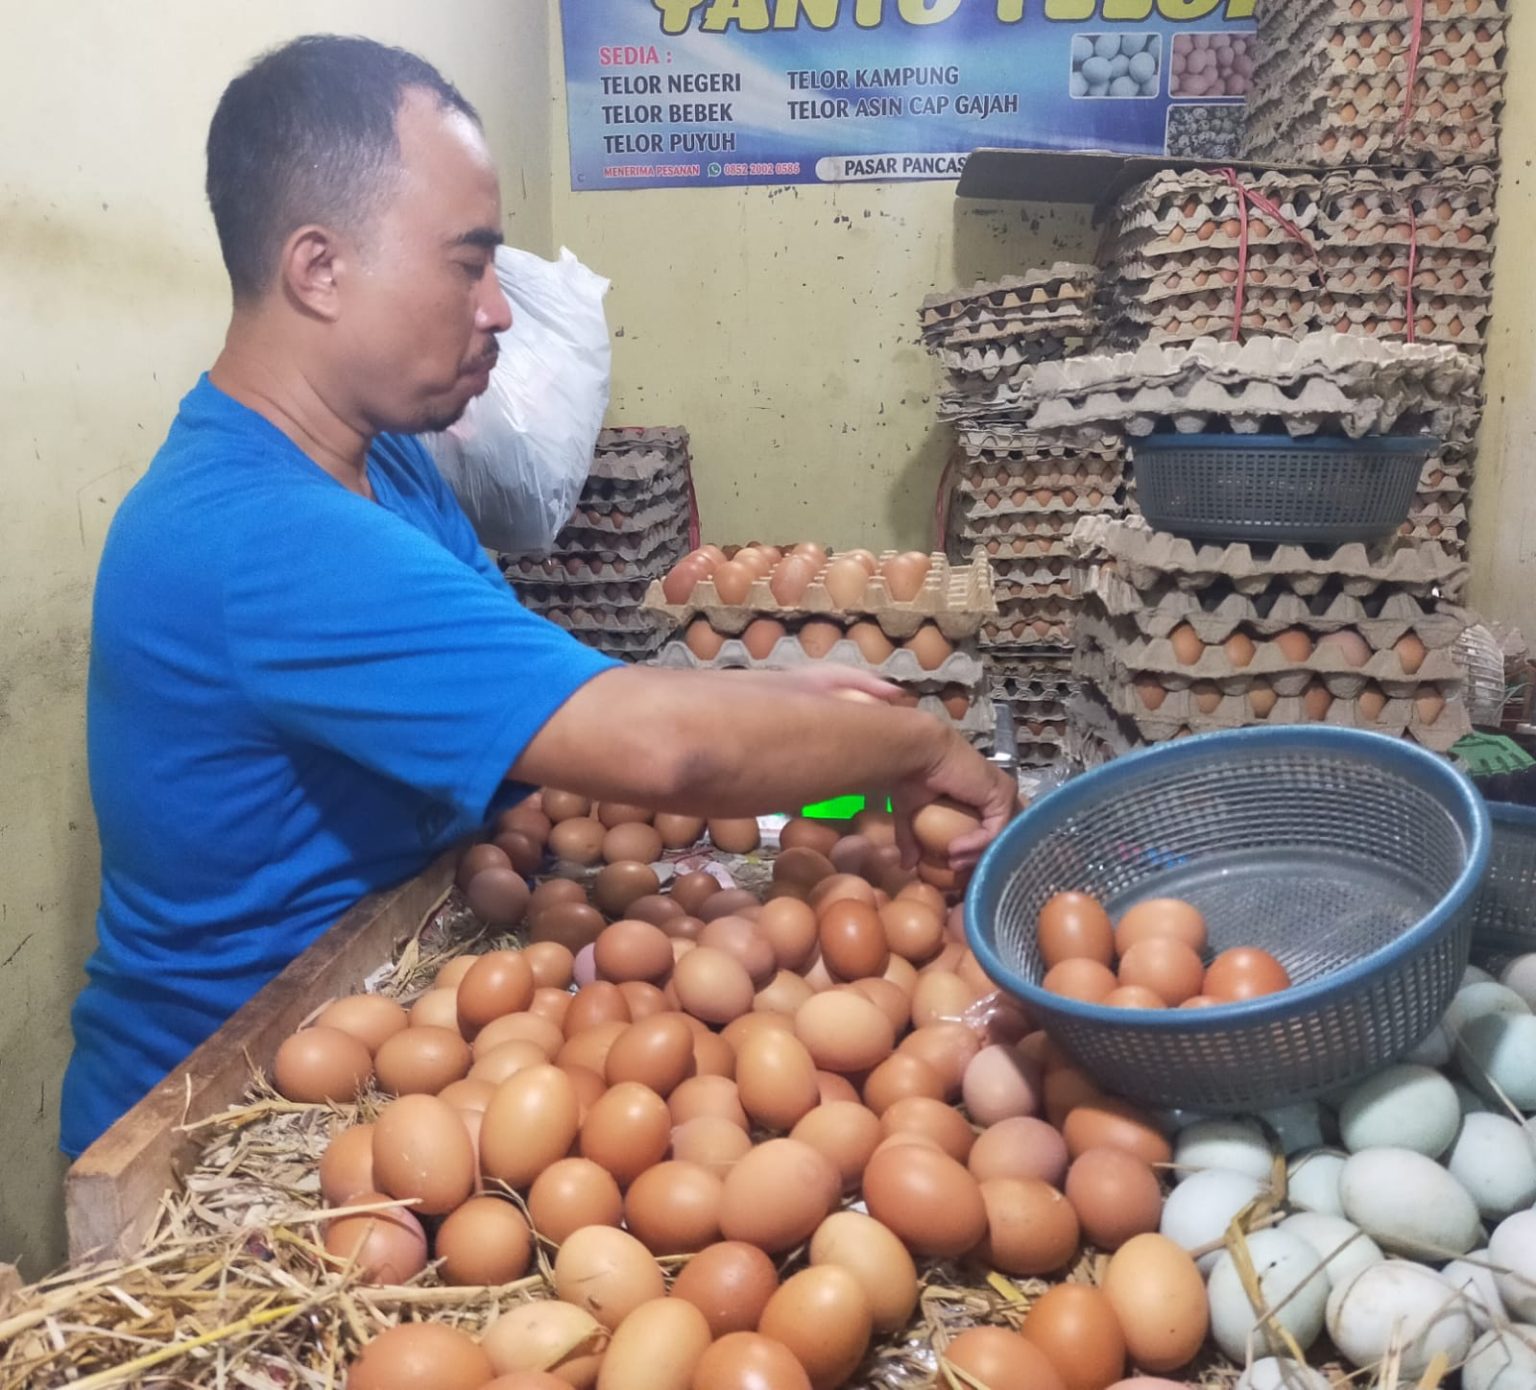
798, 795, 893, 819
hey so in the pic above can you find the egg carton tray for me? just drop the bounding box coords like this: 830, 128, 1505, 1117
1249, 17, 1508, 74
1109, 168, 1322, 227
959, 488, 1120, 524
1070, 514, 1468, 595
982, 617, 1077, 650
1251, 126, 1502, 169
579, 464, 690, 505
1324, 264, 1495, 302
995, 575, 1075, 605
1076, 568, 1471, 649
560, 495, 691, 537
503, 552, 676, 587
1260, 0, 1506, 24
928, 316, 1098, 355
1109, 264, 1317, 306
936, 334, 1099, 378
954, 515, 1084, 547
652, 635, 986, 690
548, 515, 690, 565
997, 691, 1069, 722
595, 425, 689, 455
1075, 609, 1463, 694
1075, 655, 1471, 753
519, 602, 663, 635
956, 464, 1124, 496
643, 549, 995, 641
569, 625, 669, 656
958, 427, 1124, 460
966, 534, 1077, 562
513, 578, 653, 609
920, 264, 1097, 322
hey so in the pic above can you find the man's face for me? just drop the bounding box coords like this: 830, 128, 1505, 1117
335, 89, 513, 436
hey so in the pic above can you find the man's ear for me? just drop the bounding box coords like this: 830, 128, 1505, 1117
277, 225, 343, 321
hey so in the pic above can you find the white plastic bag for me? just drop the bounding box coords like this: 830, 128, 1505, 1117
424, 245, 611, 554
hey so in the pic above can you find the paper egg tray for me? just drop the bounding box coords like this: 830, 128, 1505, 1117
931, 315, 1098, 355
957, 463, 1123, 496
653, 634, 985, 691
920, 264, 1097, 325
505, 553, 674, 587
1070, 514, 1467, 596
517, 600, 663, 636
937, 333, 1099, 379
994, 568, 1075, 604
1075, 608, 1463, 693
513, 577, 653, 608
566, 494, 690, 537
954, 516, 1083, 549
643, 549, 995, 641
966, 534, 1076, 562
1075, 568, 1470, 650
580, 465, 689, 506
960, 488, 1120, 525
548, 515, 690, 566
594, 425, 689, 455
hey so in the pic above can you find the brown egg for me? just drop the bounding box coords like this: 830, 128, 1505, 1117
347, 1321, 492, 1389
1303, 680, 1334, 721
465, 868, 533, 929
560, 1062, 608, 1118
700, 917, 776, 985
862, 1053, 944, 1114
759, 1266, 873, 1390
319, 1124, 377, 1205
1042, 958, 1118, 1003
624, 894, 686, 934
737, 618, 786, 662
1358, 685, 1389, 721
1415, 688, 1447, 725
399, 988, 457, 1031
480, 1064, 581, 1188
685, 618, 727, 661
735, 1026, 820, 1131
718, 1138, 840, 1253
823, 557, 871, 609
1104, 986, 1166, 1010
470, 1039, 550, 1085
699, 889, 760, 923
1248, 682, 1279, 718
671, 1242, 781, 1338
481, 1301, 606, 1385
862, 1142, 987, 1258
897, 1022, 982, 1099
849, 977, 909, 1032
617, 980, 667, 1022
580, 1081, 672, 1185
542, 789, 592, 823
711, 560, 755, 606
1273, 628, 1315, 663
565, 981, 632, 1036
879, 898, 944, 963
1065, 1147, 1164, 1252
673, 947, 756, 1026
492, 830, 542, 877
1169, 625, 1205, 666
977, 1177, 1081, 1275
527, 1157, 623, 1243
943, 1329, 1065, 1390
1103, 1233, 1209, 1374
1319, 629, 1372, 668
324, 1194, 429, 1285
723, 1010, 794, 1050
273, 1026, 374, 1104
1062, 1098, 1172, 1166
1135, 676, 1169, 711
770, 556, 817, 606
549, 817, 607, 866
529, 987, 574, 1027
1044, 1066, 1103, 1128
670, 1075, 747, 1129
529, 876, 589, 916
793, 990, 895, 1074
962, 1044, 1043, 1127
912, 798, 981, 860
1223, 632, 1257, 668
435, 1195, 533, 1285
372, 1094, 476, 1216
969, 1115, 1070, 1188
708, 819, 762, 855
881, 1095, 976, 1162
798, 619, 845, 658
1021, 1284, 1127, 1390
735, 546, 775, 577
815, 1070, 861, 1105
590, 919, 671, 984
605, 1013, 696, 1096
692, 1333, 812, 1390
672, 1115, 754, 1178
1396, 632, 1428, 674
663, 557, 709, 604
1203, 946, 1291, 1001
457, 842, 512, 890
846, 621, 895, 664
911, 969, 979, 1029
1114, 898, 1208, 956
597, 1297, 713, 1390
755, 968, 816, 1015
554, 1225, 666, 1330
434, 955, 479, 989
457, 951, 535, 1035
374, 1025, 470, 1096
439, 1077, 496, 1112
667, 871, 718, 918
601, 821, 664, 867
818, 899, 889, 981
1118, 937, 1205, 1006
623, 1160, 724, 1253
653, 812, 706, 851
789, 1102, 883, 1192
882, 552, 931, 602
904, 624, 953, 671
781, 818, 846, 857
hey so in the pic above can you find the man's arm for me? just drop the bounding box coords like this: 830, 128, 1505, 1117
509, 666, 1015, 867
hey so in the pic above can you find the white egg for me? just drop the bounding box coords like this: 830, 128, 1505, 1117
1175, 1117, 1274, 1182
1445, 1112, 1536, 1219
1279, 1213, 1384, 1288
1160, 1168, 1266, 1274
1326, 1260, 1475, 1377
1234, 1360, 1330, 1390
1339, 1148, 1480, 1258
1463, 965, 1497, 988
1337, 1064, 1460, 1157
1501, 954, 1536, 1009
1207, 1229, 1328, 1363
1445, 982, 1530, 1037
1405, 1022, 1453, 1068
1463, 1324, 1536, 1390
1287, 1149, 1347, 1217
1458, 1012, 1536, 1110
1440, 1251, 1509, 1331
1259, 1101, 1327, 1155
1489, 1210, 1536, 1321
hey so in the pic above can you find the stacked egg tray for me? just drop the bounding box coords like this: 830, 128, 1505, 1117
1096, 166, 1499, 356
1241, 0, 1507, 168
1066, 514, 1473, 756
505, 429, 694, 661
646, 550, 998, 745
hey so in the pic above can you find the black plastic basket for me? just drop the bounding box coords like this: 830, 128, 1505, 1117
1132, 433, 1436, 545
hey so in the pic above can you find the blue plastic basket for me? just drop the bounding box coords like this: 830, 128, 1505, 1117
967, 727, 1489, 1110
1469, 801, 1536, 961
1132, 433, 1436, 545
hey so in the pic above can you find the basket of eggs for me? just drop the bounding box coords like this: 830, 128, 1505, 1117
967, 726, 1489, 1109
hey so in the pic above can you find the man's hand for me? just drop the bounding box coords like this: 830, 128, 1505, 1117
765, 664, 905, 705
892, 731, 1018, 871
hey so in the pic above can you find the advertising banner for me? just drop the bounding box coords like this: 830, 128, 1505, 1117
560, 0, 1257, 192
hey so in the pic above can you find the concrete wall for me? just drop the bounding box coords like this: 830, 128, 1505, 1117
0, 0, 553, 1276
1469, 0, 1536, 643
546, 4, 1095, 550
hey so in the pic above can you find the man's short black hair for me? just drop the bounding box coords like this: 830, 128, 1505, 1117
206, 34, 481, 301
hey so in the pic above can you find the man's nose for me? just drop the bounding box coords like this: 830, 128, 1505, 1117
477, 272, 513, 334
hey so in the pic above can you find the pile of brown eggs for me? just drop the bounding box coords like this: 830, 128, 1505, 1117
273, 797, 1215, 1390
1038, 893, 1293, 1010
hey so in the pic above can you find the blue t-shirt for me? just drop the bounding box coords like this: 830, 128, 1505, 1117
61, 377, 616, 1156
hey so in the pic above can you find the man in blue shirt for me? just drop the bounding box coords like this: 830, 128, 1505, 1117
62, 36, 1015, 1156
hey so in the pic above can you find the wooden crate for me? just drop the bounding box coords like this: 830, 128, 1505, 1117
64, 851, 457, 1264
